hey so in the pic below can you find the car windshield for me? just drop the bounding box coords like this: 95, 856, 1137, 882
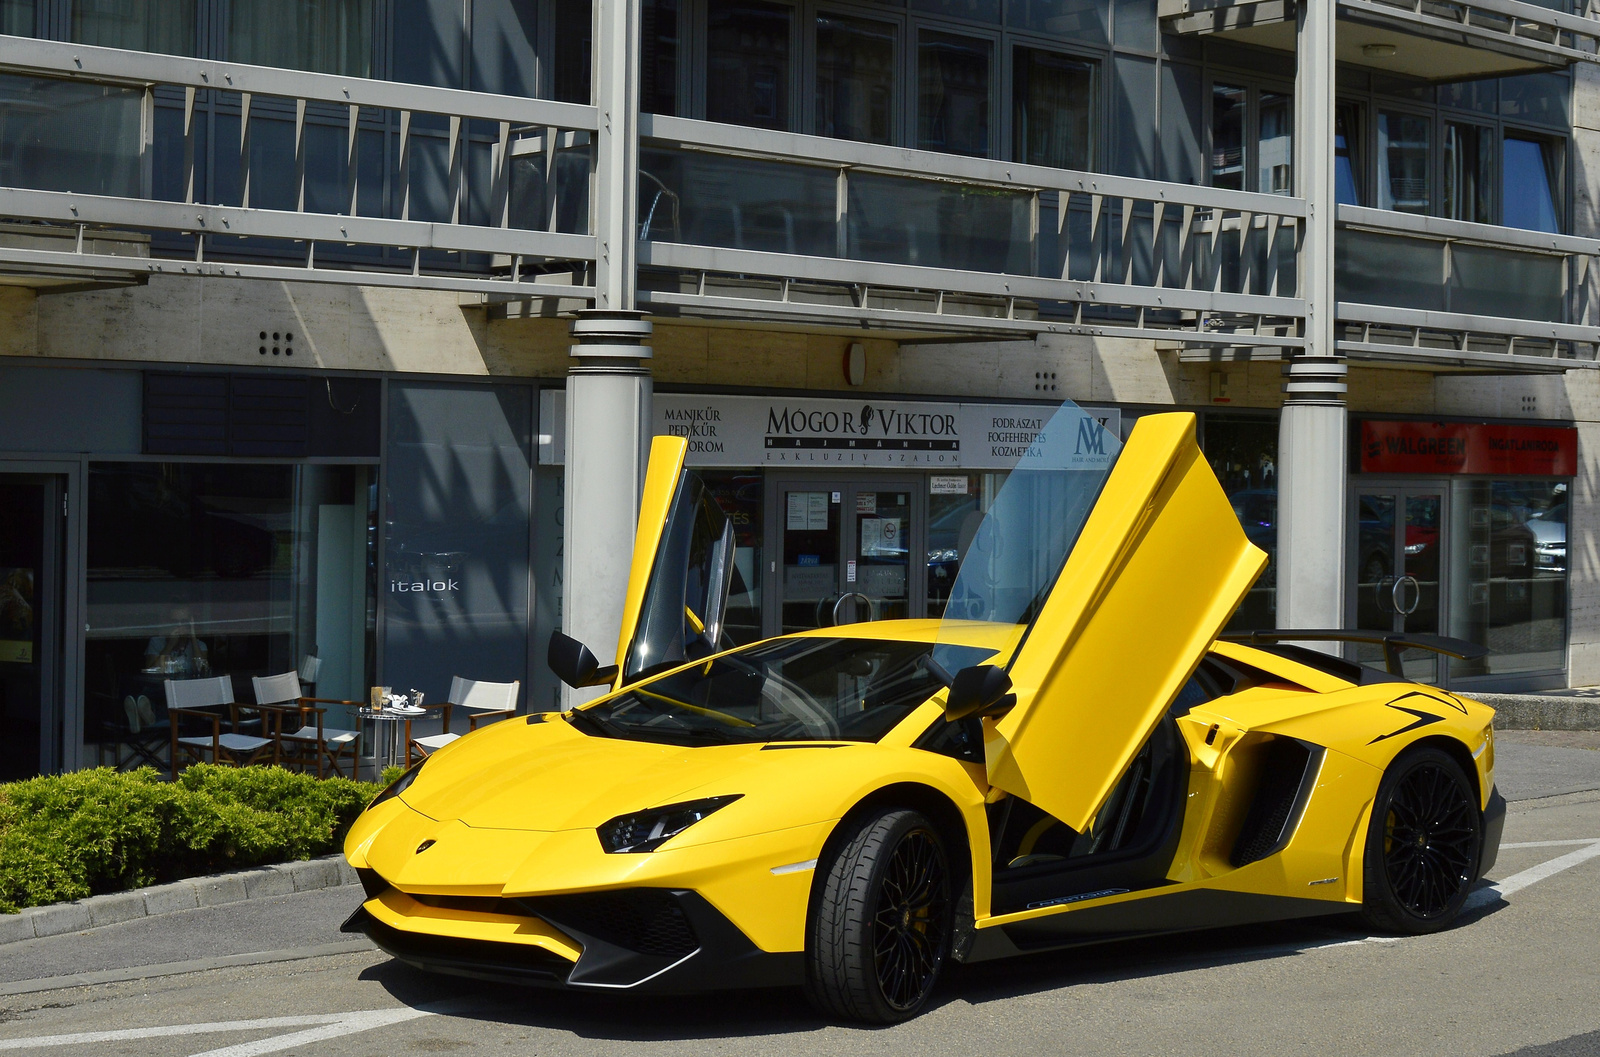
572, 637, 997, 747
934, 401, 1122, 674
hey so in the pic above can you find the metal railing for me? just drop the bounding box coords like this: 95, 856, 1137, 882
635, 114, 1308, 343
0, 36, 598, 299
1162, 0, 1600, 68
1335, 204, 1600, 368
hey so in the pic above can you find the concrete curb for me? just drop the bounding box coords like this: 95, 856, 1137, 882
1481, 693, 1600, 731
0, 854, 357, 946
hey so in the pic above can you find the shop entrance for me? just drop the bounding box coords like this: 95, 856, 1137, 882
0, 473, 64, 780
767, 476, 926, 634
1349, 486, 1445, 682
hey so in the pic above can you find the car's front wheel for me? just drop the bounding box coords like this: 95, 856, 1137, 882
805, 808, 954, 1023
1361, 745, 1482, 933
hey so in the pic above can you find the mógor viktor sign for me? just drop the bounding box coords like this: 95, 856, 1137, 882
538, 390, 1119, 470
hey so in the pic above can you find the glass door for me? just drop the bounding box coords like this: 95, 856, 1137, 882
769, 477, 923, 634
0, 474, 62, 780
1351, 486, 1444, 682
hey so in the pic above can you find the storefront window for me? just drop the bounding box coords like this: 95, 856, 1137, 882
1447, 480, 1567, 678
927, 473, 986, 620
84, 463, 375, 768
700, 471, 764, 646
1203, 415, 1277, 630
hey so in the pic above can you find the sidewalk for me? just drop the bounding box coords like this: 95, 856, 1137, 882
1475, 689, 1600, 731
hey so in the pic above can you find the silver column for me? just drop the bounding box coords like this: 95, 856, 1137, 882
561, 0, 651, 705
1279, 0, 1347, 636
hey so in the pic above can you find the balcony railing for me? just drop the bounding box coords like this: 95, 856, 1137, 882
1161, 0, 1600, 78
1335, 204, 1600, 369
0, 37, 597, 299
632, 115, 1308, 344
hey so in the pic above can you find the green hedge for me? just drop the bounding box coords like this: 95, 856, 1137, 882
0, 765, 383, 914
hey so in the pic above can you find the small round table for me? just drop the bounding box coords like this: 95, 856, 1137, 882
358, 707, 423, 778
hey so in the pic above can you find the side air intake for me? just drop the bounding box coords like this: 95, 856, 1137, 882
1229, 738, 1324, 867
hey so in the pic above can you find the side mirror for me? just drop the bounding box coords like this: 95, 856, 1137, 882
943, 664, 1016, 722
547, 631, 620, 689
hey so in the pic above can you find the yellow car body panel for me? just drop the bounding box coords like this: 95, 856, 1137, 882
989, 413, 1267, 832
342, 410, 1503, 1002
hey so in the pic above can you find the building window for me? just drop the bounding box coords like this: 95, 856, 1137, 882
917, 30, 990, 157
642, 0, 679, 115
552, 0, 592, 103
1503, 133, 1562, 233
1335, 103, 1362, 205
228, 0, 371, 77
1210, 83, 1245, 190
911, 0, 1002, 23
1443, 121, 1493, 224
1012, 46, 1094, 170
707, 0, 792, 130
815, 11, 896, 145
1376, 110, 1430, 214
1, 0, 33, 34
1258, 89, 1291, 195
72, 0, 196, 55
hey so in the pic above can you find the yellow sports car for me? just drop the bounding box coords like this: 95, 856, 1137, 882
342, 403, 1503, 1023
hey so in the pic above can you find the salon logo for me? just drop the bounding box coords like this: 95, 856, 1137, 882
389, 578, 459, 593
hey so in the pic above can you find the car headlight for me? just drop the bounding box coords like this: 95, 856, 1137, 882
368, 760, 425, 808
597, 795, 742, 854
1404, 542, 1427, 555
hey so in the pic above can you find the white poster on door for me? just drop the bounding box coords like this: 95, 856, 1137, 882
860, 517, 902, 557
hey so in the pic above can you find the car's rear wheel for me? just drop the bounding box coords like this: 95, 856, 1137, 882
1361, 745, 1482, 934
805, 808, 953, 1023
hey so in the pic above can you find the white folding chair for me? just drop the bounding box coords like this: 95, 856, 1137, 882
405, 677, 520, 767
252, 670, 362, 779
167, 675, 273, 777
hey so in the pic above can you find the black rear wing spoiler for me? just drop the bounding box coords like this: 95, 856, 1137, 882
1220, 630, 1489, 677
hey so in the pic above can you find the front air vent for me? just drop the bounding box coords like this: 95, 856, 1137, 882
526, 889, 699, 957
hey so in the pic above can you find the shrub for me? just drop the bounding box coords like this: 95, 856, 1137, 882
0, 766, 381, 914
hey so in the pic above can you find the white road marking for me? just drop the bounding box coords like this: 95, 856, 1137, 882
1466, 838, 1600, 911
0, 1015, 350, 1050
183, 1008, 435, 1057
1500, 838, 1600, 849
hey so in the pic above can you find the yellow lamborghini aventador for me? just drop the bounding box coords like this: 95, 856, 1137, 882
342, 402, 1503, 1023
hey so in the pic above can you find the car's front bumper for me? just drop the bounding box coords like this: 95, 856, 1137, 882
343, 872, 803, 994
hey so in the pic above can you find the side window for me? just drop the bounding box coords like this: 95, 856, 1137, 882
914, 714, 983, 763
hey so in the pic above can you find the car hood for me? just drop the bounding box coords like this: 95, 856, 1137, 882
397, 714, 774, 831
1526, 518, 1565, 546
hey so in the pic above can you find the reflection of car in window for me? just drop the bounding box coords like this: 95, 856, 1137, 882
1526, 498, 1566, 576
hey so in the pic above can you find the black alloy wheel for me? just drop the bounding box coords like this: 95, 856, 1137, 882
1362, 746, 1482, 933
806, 808, 955, 1023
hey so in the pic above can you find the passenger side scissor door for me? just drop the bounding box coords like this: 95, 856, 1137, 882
612, 436, 737, 688
946, 411, 1265, 834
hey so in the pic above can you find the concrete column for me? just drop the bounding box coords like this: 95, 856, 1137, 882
1279, 0, 1347, 635
559, 0, 650, 705
562, 314, 653, 706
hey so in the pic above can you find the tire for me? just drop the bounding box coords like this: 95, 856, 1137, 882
805, 808, 954, 1024
1361, 746, 1482, 934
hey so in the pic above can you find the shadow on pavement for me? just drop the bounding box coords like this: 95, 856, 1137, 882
359, 905, 1506, 1039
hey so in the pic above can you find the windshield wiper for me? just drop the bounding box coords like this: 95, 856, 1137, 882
562, 708, 612, 738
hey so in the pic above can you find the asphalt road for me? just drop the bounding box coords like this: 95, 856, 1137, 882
0, 731, 1596, 1057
